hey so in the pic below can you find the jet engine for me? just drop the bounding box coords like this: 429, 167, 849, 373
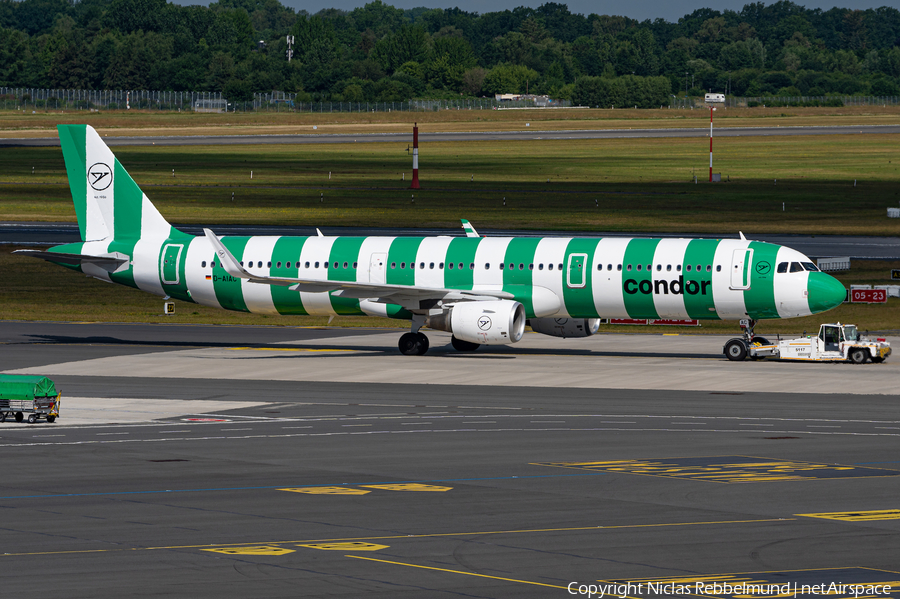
426, 300, 526, 345
529, 317, 600, 338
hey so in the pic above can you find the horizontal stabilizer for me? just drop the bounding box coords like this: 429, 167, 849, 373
14, 249, 130, 273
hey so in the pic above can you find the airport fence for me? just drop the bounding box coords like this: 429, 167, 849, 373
0, 88, 571, 112
670, 95, 900, 109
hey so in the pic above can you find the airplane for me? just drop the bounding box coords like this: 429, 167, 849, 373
17, 124, 847, 356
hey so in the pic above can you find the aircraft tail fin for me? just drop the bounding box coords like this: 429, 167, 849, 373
57, 124, 175, 242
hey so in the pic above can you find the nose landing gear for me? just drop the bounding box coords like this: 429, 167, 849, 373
724, 319, 769, 361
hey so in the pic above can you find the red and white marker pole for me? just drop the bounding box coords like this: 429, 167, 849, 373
410, 122, 420, 189
709, 106, 713, 182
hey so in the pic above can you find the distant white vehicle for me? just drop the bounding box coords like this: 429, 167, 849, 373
705, 93, 725, 103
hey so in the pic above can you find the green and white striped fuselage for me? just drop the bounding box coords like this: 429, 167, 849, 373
61, 233, 838, 322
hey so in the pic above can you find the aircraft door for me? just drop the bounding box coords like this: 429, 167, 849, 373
566, 253, 587, 288
160, 244, 183, 285
730, 249, 752, 290
369, 252, 387, 284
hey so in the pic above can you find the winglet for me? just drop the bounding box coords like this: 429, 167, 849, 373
204, 228, 251, 279
460, 219, 480, 238
316, 228, 324, 237
739, 231, 747, 241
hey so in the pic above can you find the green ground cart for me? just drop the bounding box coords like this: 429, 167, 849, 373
0, 375, 60, 424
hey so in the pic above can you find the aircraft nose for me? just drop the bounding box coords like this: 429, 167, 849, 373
807, 272, 846, 314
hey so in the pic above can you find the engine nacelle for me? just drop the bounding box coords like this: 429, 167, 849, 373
529, 317, 600, 338
426, 300, 526, 345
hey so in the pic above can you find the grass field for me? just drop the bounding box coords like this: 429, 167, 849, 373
2, 105, 900, 138
1, 107, 897, 333
2, 133, 899, 234
3, 246, 898, 336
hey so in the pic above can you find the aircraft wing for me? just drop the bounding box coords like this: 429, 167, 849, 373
204, 229, 511, 308
460, 219, 480, 238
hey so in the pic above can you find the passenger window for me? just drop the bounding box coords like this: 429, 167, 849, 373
539, 264, 544, 270
548, 264, 553, 271
607, 264, 612, 271
686, 265, 691, 272
419, 262, 425, 269
637, 264, 642, 271
676, 264, 682, 272
211, 260, 216, 267
469, 263, 474, 270
343, 262, 348, 268
519, 263, 524, 270
716, 265, 721, 272
448, 262, 453, 270
276, 262, 281, 268
391, 262, 396, 269
558, 264, 563, 270
202, 261, 207, 268
529, 264, 534, 270
485, 263, 490, 270
314, 261, 319, 268
706, 265, 711, 272
597, 264, 602, 271
647, 264, 651, 271
353, 262, 357, 269
790, 262, 804, 273
459, 263, 464, 270
626, 265, 632, 271
777, 262, 788, 273
617, 264, 622, 271
695, 264, 700, 272
666, 265, 671, 271
324, 262, 329, 269
499, 263, 505, 270
267, 261, 271, 268
429, 262, 434, 269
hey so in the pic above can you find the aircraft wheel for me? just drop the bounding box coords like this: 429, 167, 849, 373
399, 332, 421, 356
849, 348, 868, 364
415, 332, 429, 355
724, 339, 747, 362
451, 336, 480, 352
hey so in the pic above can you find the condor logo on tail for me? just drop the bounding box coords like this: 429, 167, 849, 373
624, 276, 712, 296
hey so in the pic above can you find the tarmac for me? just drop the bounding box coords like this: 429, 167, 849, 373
1, 321, 899, 598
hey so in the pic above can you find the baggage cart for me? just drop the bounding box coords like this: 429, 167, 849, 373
0, 375, 60, 424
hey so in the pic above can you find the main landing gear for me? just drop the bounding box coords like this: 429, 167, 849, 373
397, 316, 482, 356
723, 319, 770, 362
398, 332, 429, 356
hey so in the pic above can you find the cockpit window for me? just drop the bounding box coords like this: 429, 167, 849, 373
802, 262, 820, 272
790, 262, 804, 273
777, 262, 788, 273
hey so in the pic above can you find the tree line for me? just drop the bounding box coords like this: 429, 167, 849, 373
1, 0, 899, 107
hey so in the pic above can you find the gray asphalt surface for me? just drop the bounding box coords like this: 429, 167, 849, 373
5, 220, 900, 259
3, 124, 899, 147
1, 322, 898, 598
